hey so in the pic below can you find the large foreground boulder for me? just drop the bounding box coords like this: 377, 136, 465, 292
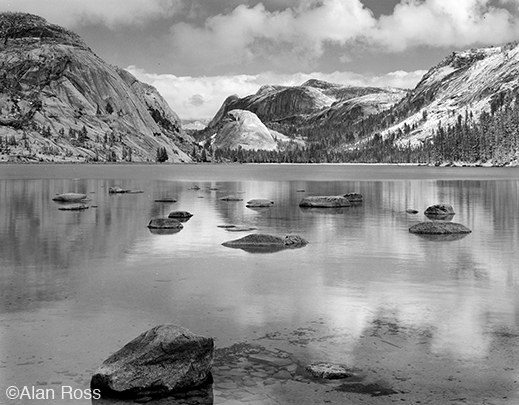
409, 221, 471, 235
52, 193, 87, 202
222, 234, 308, 253
91, 325, 214, 398
299, 196, 351, 208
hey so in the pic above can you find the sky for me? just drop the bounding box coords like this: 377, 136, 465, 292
1, 0, 519, 121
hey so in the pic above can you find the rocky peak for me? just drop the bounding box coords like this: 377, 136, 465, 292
0, 12, 88, 50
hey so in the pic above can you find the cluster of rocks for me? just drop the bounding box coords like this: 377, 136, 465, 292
408, 204, 472, 237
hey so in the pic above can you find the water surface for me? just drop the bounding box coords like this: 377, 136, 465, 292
1, 164, 518, 404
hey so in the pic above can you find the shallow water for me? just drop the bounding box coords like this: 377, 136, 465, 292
0, 164, 518, 404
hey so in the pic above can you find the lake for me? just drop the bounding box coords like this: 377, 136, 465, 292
1, 163, 518, 405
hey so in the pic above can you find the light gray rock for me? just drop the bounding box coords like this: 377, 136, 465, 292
409, 221, 471, 234
52, 193, 87, 202
91, 325, 213, 398
299, 196, 351, 208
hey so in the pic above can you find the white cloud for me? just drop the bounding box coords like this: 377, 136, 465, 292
372, 0, 519, 51
126, 66, 425, 120
0, 0, 181, 27
167, 0, 519, 72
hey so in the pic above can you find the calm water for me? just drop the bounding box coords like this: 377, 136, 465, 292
1, 164, 518, 404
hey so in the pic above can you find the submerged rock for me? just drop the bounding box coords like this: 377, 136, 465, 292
409, 221, 471, 235
343, 192, 363, 203
406, 209, 419, 214
109, 186, 143, 194
52, 193, 87, 202
222, 234, 308, 252
299, 196, 351, 208
154, 198, 177, 203
147, 218, 183, 229
57, 204, 89, 211
91, 325, 213, 398
220, 195, 243, 201
246, 199, 274, 207
305, 363, 361, 380
226, 226, 258, 232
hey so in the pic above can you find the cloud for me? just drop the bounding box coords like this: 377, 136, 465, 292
126, 65, 426, 120
167, 0, 519, 73
0, 0, 181, 27
371, 0, 519, 51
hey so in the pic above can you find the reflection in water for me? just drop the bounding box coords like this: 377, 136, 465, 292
1, 165, 518, 404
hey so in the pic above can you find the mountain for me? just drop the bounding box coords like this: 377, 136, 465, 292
203, 79, 406, 154
380, 42, 519, 146
0, 12, 194, 163
209, 109, 302, 151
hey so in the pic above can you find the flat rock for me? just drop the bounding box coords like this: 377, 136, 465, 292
246, 199, 274, 207
299, 196, 350, 208
222, 234, 308, 251
147, 218, 183, 229
168, 211, 193, 219
220, 195, 243, 201
109, 186, 143, 194
91, 325, 213, 398
409, 221, 471, 234
226, 226, 258, 232
406, 209, 419, 214
52, 193, 87, 202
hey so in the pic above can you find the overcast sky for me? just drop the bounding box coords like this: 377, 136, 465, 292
1, 0, 519, 120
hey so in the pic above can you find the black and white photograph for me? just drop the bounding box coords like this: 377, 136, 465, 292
1, 1, 519, 404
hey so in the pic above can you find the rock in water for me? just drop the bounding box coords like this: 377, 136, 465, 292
222, 234, 308, 250
409, 221, 471, 234
147, 218, 183, 229
246, 199, 274, 207
52, 193, 87, 202
299, 196, 351, 208
424, 204, 455, 216
168, 211, 194, 219
305, 363, 361, 380
343, 192, 363, 203
91, 325, 214, 398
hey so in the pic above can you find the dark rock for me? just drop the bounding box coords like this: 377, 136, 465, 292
424, 204, 455, 216
57, 204, 89, 211
305, 363, 361, 380
168, 211, 193, 219
299, 196, 351, 208
406, 209, 419, 214
409, 221, 471, 235
147, 218, 183, 229
222, 234, 308, 253
91, 325, 213, 398
343, 192, 363, 203
246, 199, 274, 207
52, 193, 87, 202
220, 195, 243, 201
